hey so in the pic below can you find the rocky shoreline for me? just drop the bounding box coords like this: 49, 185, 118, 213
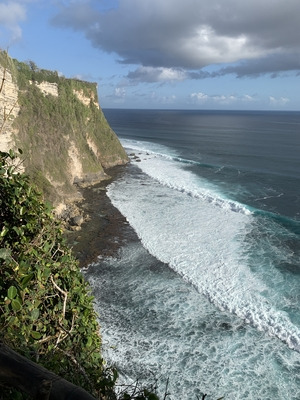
65, 164, 138, 268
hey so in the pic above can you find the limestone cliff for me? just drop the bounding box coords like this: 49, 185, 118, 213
0, 51, 128, 211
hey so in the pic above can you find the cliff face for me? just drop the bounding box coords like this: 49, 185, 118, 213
0, 51, 128, 210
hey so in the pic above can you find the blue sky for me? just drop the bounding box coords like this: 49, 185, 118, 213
0, 0, 299, 110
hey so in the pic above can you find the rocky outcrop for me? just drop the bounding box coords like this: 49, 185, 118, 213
0, 66, 20, 153
0, 51, 128, 213
33, 80, 59, 97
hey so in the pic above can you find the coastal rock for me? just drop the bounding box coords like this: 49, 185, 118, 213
70, 215, 84, 227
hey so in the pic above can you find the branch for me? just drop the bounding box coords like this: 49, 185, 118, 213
0, 66, 6, 94
50, 275, 67, 320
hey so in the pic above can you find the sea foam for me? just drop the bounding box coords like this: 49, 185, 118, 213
107, 141, 300, 352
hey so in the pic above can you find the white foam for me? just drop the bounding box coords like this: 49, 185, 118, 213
107, 162, 300, 352
86, 243, 300, 400
124, 140, 252, 216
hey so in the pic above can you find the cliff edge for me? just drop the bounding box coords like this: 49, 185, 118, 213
0, 51, 128, 213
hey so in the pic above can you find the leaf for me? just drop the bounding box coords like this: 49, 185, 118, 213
9, 149, 15, 158
13, 226, 22, 236
31, 331, 42, 339
0, 248, 11, 260
21, 272, 35, 288
43, 242, 51, 252
42, 267, 51, 280
113, 368, 118, 383
31, 308, 40, 320
8, 285, 18, 299
0, 226, 8, 238
11, 298, 22, 311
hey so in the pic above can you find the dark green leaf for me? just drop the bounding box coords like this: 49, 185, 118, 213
21, 272, 35, 288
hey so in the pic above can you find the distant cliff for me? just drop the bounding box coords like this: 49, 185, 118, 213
0, 51, 128, 212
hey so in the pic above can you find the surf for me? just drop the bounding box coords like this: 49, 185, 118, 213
123, 139, 253, 216
107, 139, 300, 352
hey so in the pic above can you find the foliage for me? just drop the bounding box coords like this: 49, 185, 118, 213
0, 149, 117, 398
13, 59, 60, 88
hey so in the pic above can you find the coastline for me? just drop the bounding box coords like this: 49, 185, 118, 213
65, 164, 138, 268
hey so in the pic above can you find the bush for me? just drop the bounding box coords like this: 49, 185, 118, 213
0, 149, 116, 398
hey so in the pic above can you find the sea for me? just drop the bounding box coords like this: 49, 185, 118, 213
83, 109, 300, 400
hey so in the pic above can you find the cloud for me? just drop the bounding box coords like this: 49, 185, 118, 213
105, 86, 126, 104
52, 0, 300, 81
190, 92, 209, 102
0, 1, 27, 42
269, 96, 290, 106
114, 87, 126, 98
127, 66, 187, 83
208, 53, 300, 78
51, 1, 100, 31
190, 92, 257, 105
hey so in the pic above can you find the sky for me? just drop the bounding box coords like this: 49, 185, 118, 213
0, 0, 299, 110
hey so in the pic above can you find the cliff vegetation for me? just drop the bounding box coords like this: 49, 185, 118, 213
0, 50, 128, 210
0, 149, 117, 399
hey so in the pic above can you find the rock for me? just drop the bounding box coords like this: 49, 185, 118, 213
71, 215, 84, 227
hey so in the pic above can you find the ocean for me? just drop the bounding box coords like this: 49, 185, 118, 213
84, 109, 300, 400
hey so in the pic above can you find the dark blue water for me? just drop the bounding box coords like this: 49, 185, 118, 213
85, 110, 300, 400
105, 109, 300, 219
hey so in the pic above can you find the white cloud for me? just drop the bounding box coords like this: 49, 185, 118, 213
242, 95, 255, 102
269, 96, 290, 106
190, 92, 209, 102
104, 86, 126, 103
114, 87, 126, 98
190, 92, 258, 105
0, 2, 26, 42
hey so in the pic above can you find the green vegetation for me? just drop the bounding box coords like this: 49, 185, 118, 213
0, 149, 117, 398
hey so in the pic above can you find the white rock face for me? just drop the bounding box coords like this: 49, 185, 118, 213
0, 66, 20, 152
68, 141, 84, 183
73, 89, 99, 108
34, 81, 58, 97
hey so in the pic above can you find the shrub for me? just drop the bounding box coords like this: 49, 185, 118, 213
0, 149, 116, 398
